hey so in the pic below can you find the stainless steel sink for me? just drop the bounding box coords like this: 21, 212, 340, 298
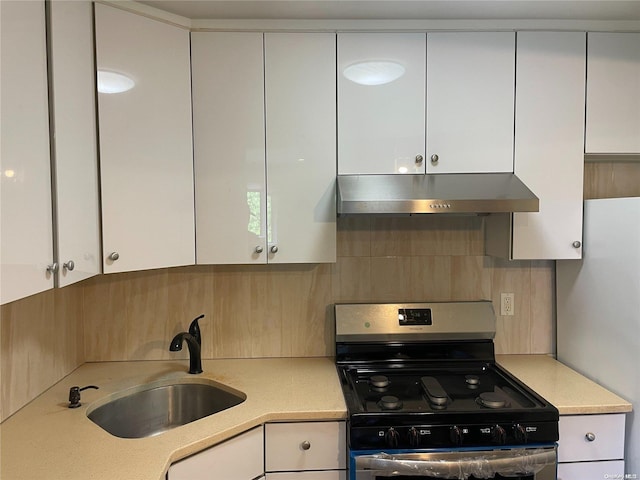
87, 380, 246, 438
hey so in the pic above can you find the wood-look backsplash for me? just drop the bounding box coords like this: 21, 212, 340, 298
2, 159, 639, 421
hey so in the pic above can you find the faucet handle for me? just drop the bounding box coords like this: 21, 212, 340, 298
189, 314, 204, 346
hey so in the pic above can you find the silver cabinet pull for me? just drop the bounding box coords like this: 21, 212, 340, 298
46, 263, 59, 274
254, 246, 263, 254
63, 260, 75, 271
300, 440, 311, 450
415, 154, 424, 165
270, 245, 278, 254
108, 252, 120, 261
572, 241, 582, 248
431, 154, 439, 164
585, 432, 596, 442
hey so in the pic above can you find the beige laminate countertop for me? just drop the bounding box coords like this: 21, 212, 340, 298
497, 354, 632, 415
0, 357, 347, 480
1, 355, 632, 480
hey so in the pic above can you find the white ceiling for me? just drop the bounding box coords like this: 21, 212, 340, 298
137, 0, 640, 21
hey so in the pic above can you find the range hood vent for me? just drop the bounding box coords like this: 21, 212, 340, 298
337, 173, 539, 215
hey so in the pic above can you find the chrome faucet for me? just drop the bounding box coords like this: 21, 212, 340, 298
170, 314, 204, 374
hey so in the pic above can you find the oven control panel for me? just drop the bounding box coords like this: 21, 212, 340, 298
350, 422, 559, 450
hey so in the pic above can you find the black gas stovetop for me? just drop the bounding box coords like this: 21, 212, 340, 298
335, 302, 559, 451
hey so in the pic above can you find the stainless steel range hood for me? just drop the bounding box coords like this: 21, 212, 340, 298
337, 173, 539, 215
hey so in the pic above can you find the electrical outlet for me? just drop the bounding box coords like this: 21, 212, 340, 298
501, 293, 514, 316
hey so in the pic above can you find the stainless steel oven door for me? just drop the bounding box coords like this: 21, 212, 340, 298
352, 446, 557, 480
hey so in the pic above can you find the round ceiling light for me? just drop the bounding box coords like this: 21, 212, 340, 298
343, 61, 406, 86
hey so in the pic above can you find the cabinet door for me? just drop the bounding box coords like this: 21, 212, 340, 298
0, 0, 54, 305
586, 32, 640, 154
95, 4, 195, 273
48, 0, 101, 287
510, 32, 585, 260
265, 33, 336, 263
192, 32, 267, 264
426, 32, 515, 174
338, 33, 426, 175
168, 426, 264, 480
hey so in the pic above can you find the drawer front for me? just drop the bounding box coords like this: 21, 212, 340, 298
265, 421, 346, 472
558, 414, 625, 463
168, 426, 264, 480
557, 460, 624, 480
266, 472, 347, 480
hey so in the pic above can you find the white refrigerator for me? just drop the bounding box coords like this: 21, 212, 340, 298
557, 197, 640, 475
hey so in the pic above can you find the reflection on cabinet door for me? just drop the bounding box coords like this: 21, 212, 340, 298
192, 32, 266, 264
0, 0, 54, 305
338, 32, 426, 175
264, 33, 336, 264
95, 4, 194, 274
48, 0, 101, 287
426, 32, 515, 174
586, 32, 640, 154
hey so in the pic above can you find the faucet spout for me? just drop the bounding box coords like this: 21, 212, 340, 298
169, 315, 205, 374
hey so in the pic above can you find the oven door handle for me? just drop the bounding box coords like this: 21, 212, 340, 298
356, 447, 557, 478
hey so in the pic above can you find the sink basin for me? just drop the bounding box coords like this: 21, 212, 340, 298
87, 380, 246, 438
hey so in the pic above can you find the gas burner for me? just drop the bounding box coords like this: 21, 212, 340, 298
477, 392, 507, 409
370, 375, 390, 389
465, 374, 480, 385
379, 395, 403, 410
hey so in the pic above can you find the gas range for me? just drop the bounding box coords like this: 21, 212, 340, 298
335, 302, 559, 480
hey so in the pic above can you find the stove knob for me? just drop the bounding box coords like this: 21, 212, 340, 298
514, 424, 528, 444
384, 427, 400, 448
449, 426, 464, 446
491, 425, 507, 445
408, 427, 420, 447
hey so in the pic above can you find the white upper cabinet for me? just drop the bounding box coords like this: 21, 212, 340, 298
95, 4, 195, 274
426, 32, 515, 174
486, 32, 586, 260
337, 32, 515, 175
48, 0, 101, 287
192, 32, 266, 264
0, 0, 54, 304
264, 33, 336, 264
338, 33, 426, 175
193, 32, 336, 264
585, 32, 640, 154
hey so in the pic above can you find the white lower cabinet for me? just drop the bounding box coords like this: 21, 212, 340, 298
557, 414, 625, 480
167, 426, 264, 480
266, 472, 347, 479
265, 422, 346, 476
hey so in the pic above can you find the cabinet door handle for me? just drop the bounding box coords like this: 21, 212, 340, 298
63, 260, 75, 271
585, 432, 596, 442
431, 154, 439, 165
254, 246, 263, 254
270, 245, 278, 254
46, 262, 59, 274
108, 252, 120, 261
572, 241, 582, 248
300, 440, 311, 450
415, 154, 424, 165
